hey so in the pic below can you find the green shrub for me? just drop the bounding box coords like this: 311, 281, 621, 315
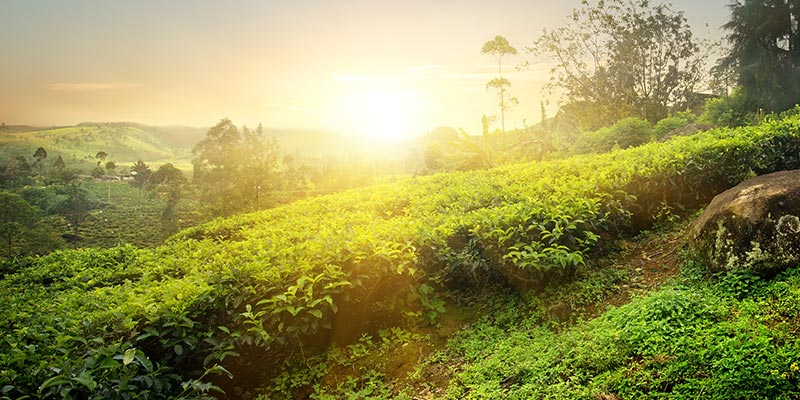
611, 117, 654, 148
699, 87, 757, 127
572, 117, 654, 154
4, 112, 800, 397
654, 115, 691, 138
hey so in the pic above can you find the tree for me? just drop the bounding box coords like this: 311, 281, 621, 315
241, 124, 280, 210
49, 155, 75, 185
148, 163, 187, 237
3, 156, 33, 188
130, 160, 152, 194
55, 184, 92, 238
192, 119, 281, 216
482, 35, 518, 135
192, 119, 245, 216
0, 192, 37, 257
485, 78, 519, 136
33, 147, 47, 178
719, 0, 800, 113
531, 0, 707, 129
53, 155, 65, 171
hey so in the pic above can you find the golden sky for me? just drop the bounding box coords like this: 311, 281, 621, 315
0, 0, 728, 141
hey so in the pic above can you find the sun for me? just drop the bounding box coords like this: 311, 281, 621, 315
334, 83, 424, 143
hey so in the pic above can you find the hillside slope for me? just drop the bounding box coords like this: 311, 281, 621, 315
3, 112, 800, 398
0, 123, 192, 165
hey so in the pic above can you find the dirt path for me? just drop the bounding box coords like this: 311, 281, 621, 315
406, 223, 690, 399
596, 224, 686, 312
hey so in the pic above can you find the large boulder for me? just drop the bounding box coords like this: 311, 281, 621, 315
688, 170, 800, 276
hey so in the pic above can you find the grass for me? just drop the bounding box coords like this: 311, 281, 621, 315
257, 217, 800, 399
437, 268, 800, 400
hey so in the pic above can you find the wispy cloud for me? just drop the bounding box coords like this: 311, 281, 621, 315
46, 82, 142, 92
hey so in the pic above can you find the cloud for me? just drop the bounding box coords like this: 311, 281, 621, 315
46, 82, 142, 92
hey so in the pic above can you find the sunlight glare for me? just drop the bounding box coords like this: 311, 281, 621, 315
335, 83, 424, 143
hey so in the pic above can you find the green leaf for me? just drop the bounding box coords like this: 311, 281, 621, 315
73, 371, 97, 391
38, 376, 70, 393
309, 309, 323, 319
287, 306, 303, 316
206, 364, 234, 379
135, 353, 154, 373
100, 358, 119, 369
123, 348, 136, 366
174, 344, 184, 356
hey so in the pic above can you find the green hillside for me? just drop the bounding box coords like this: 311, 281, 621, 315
3, 112, 800, 398
0, 122, 419, 173
0, 123, 193, 167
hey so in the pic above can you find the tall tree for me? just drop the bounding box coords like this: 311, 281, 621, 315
49, 155, 74, 185
720, 0, 800, 112
91, 151, 108, 178
55, 184, 92, 238
0, 192, 37, 257
482, 35, 518, 135
130, 160, 152, 194
103, 160, 117, 202
148, 163, 187, 237
192, 119, 244, 216
192, 119, 281, 216
241, 124, 280, 211
531, 0, 707, 129
33, 147, 47, 179
3, 156, 33, 188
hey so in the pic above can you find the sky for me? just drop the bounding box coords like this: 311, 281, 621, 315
0, 0, 731, 141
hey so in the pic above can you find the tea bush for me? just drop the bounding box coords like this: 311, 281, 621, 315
3, 111, 800, 396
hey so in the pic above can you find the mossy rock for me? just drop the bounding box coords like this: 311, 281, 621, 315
688, 170, 800, 276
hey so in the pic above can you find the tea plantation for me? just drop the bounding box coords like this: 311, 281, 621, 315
4, 112, 800, 398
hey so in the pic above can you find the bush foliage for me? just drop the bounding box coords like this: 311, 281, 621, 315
4, 111, 800, 397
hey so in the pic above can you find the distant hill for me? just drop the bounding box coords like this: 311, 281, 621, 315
0, 123, 192, 167
0, 121, 420, 169
0, 124, 53, 133
76, 122, 207, 149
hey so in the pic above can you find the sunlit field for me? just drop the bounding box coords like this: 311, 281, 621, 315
3, 0, 800, 398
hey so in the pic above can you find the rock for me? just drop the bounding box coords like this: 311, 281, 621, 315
688, 170, 800, 276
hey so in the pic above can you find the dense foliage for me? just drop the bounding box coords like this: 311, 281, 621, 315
440, 265, 800, 399
3, 112, 800, 397
192, 119, 281, 217
531, 0, 707, 128
720, 0, 800, 113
